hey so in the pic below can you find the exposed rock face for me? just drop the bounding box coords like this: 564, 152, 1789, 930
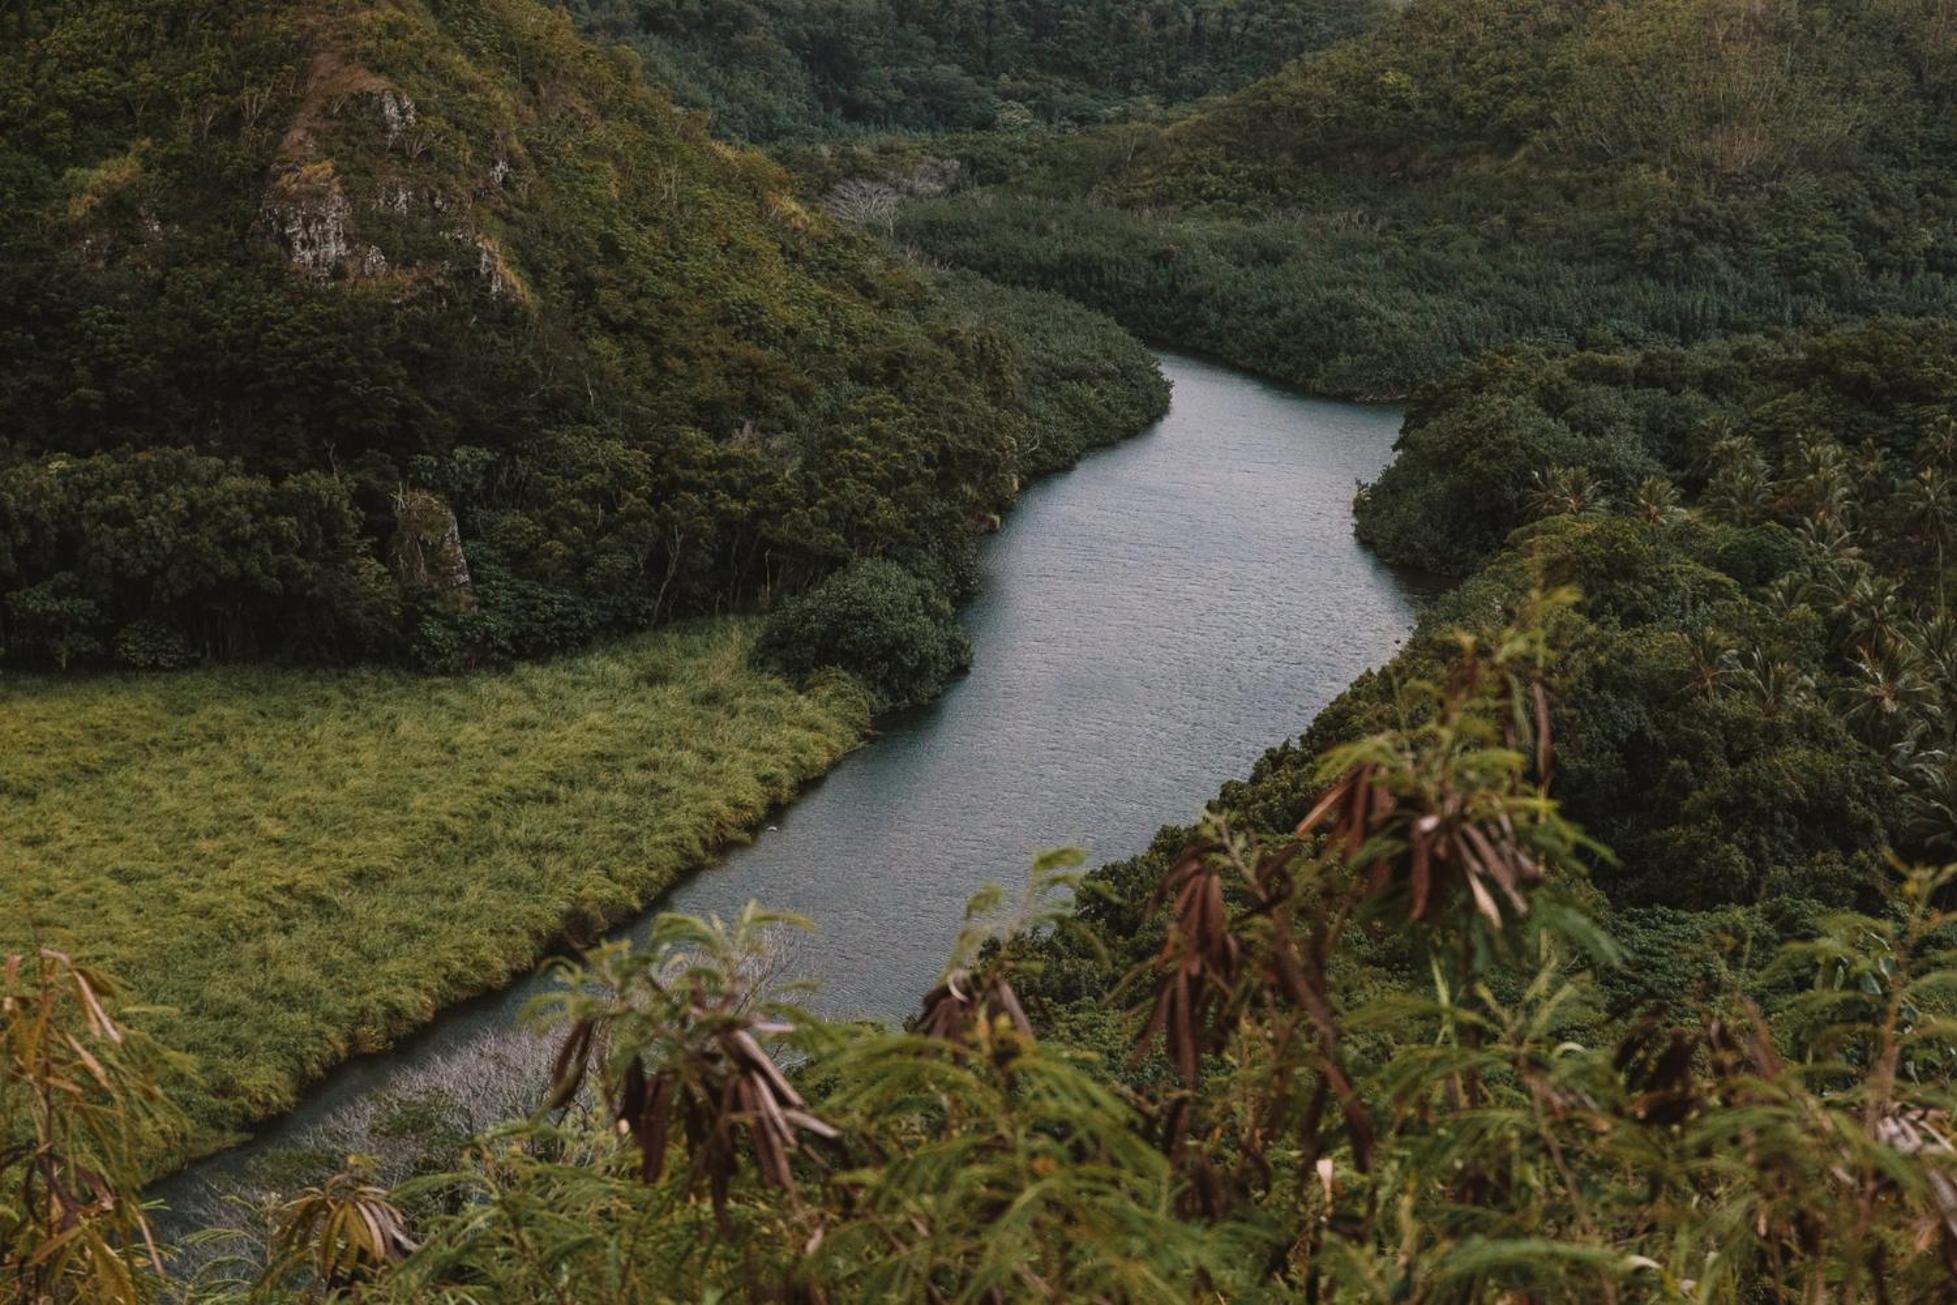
264, 62, 522, 295
474, 236, 522, 299
267, 162, 354, 278
390, 487, 478, 611
264, 56, 435, 282
377, 88, 417, 144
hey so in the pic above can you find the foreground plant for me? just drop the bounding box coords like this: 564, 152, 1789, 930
114, 600, 1957, 1301
253, 1156, 415, 1300
1, 946, 184, 1303
1123, 604, 1957, 1301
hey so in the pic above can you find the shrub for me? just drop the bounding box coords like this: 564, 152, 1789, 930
113, 619, 193, 671
756, 558, 971, 710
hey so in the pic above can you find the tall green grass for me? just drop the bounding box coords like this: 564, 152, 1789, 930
1, 620, 869, 1164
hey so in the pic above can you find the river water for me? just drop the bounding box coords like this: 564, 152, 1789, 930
157, 351, 1427, 1222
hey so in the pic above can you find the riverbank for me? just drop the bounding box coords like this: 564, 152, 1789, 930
2, 260, 1173, 1183
152, 352, 1425, 1235
2, 619, 871, 1171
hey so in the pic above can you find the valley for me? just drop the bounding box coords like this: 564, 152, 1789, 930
9, 0, 1957, 1300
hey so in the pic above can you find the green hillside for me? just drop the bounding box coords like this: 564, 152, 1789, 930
567, 0, 1380, 141
16, 1, 1957, 1300
0, 0, 1160, 673
896, 0, 1957, 396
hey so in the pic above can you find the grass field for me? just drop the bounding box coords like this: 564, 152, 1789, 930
1, 620, 869, 1165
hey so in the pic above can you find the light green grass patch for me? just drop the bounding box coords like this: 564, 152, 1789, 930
1, 619, 869, 1166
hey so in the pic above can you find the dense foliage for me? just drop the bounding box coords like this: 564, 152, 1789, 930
1010, 319, 1957, 1181
1339, 321, 1957, 912
16, 0, 1957, 1298
566, 0, 1379, 141
0, 0, 1167, 672
22, 617, 1957, 1303
932, 270, 1172, 480
756, 556, 971, 710
888, 0, 1957, 397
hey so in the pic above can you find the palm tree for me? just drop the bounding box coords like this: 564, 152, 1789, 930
1524, 465, 1609, 519
1797, 515, 1864, 569
1722, 647, 1815, 718
1705, 464, 1772, 524
1901, 749, 1957, 859
1835, 643, 1942, 749
1704, 435, 1773, 525
1785, 435, 1857, 528
1682, 628, 1734, 700
1916, 413, 1957, 471
1629, 474, 1683, 524
1762, 572, 1816, 621
1904, 611, 1957, 699
1897, 466, 1954, 609
1792, 433, 1850, 481
1832, 572, 1906, 656
1854, 436, 1895, 502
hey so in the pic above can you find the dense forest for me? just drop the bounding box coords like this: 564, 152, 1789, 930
566, 0, 1379, 140
0, 0, 1166, 674
14, 0, 1957, 1300
891, 0, 1957, 395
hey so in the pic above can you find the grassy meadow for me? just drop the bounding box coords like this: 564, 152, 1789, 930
1, 620, 869, 1165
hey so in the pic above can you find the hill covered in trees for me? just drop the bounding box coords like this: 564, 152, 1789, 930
0, 0, 1166, 673
15, 1, 1957, 1300
894, 0, 1957, 395
566, 0, 1380, 141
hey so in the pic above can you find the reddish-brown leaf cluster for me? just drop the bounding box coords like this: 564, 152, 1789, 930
1138, 849, 1244, 1088
548, 993, 839, 1232
1133, 832, 1374, 1191
1130, 657, 1562, 1206
1296, 761, 1545, 929
913, 966, 1034, 1048
1, 949, 165, 1282
269, 1165, 417, 1287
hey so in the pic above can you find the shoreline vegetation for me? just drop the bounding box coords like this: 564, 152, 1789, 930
794, 0, 1957, 404
19, 0, 1957, 1295
4, 619, 871, 1172
3, 301, 1171, 1181
4, 289, 1171, 1179
0, 0, 1177, 1179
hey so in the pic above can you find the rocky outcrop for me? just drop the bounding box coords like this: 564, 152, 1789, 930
390, 487, 477, 611
266, 161, 355, 277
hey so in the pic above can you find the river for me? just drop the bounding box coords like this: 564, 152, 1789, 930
157, 351, 1428, 1226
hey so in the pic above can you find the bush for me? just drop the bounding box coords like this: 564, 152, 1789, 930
112, 619, 193, 671
756, 559, 971, 710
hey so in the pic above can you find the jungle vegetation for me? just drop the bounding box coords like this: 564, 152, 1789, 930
565, 0, 1381, 141
887, 0, 1957, 397
0, 0, 1169, 674
16, 604, 1957, 1301
20, 317, 1957, 1298
13, 0, 1957, 1299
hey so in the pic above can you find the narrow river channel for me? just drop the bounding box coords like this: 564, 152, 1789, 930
158, 351, 1430, 1225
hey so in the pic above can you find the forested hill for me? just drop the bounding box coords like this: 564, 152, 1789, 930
0, 0, 1162, 673
566, 0, 1381, 141
1151, 0, 1954, 249
896, 0, 1957, 397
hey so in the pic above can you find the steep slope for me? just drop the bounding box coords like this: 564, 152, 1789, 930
0, 0, 1148, 671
